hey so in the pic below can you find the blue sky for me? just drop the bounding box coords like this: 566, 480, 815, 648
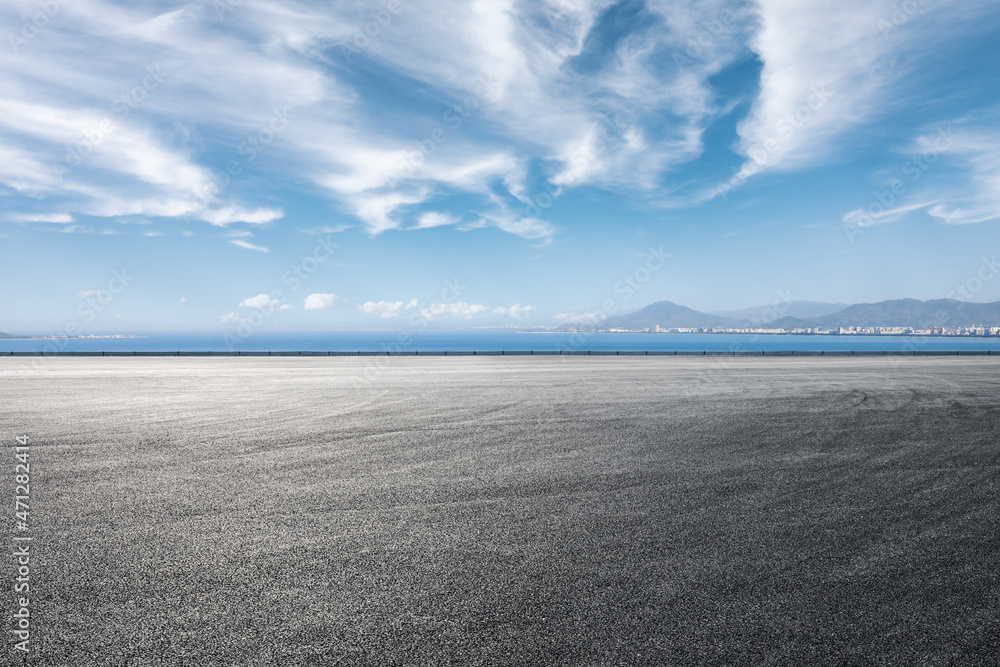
2, 0, 999, 333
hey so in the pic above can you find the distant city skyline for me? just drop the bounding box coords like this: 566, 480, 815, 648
6, 295, 1000, 338
2, 1, 999, 332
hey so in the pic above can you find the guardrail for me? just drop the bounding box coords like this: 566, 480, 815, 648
0, 350, 995, 357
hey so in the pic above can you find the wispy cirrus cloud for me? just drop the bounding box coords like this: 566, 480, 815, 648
230, 239, 269, 252
841, 113, 1000, 230
0, 0, 753, 242
413, 211, 462, 230
711, 0, 998, 200
924, 125, 1000, 225
200, 207, 284, 227
7, 212, 74, 224
842, 200, 937, 229
709, 0, 901, 199
2, 0, 996, 248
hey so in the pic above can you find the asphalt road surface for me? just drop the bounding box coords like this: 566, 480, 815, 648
1, 357, 998, 665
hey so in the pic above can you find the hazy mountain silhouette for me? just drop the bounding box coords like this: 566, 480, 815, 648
710, 300, 847, 322
590, 298, 1000, 330
770, 298, 1000, 329
598, 301, 736, 329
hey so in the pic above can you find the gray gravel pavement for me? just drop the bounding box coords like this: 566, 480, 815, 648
1, 357, 998, 666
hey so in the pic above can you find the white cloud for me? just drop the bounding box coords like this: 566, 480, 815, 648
3, 0, 992, 243
304, 293, 344, 310
346, 0, 720, 190
489, 216, 556, 243
493, 304, 537, 318
0, 0, 725, 239
930, 204, 1000, 226
57, 225, 111, 235
0, 97, 218, 215
923, 126, 1000, 225
230, 239, 269, 253
0, 142, 61, 193
301, 223, 352, 234
0, 0, 727, 240
343, 189, 430, 236
239, 293, 283, 310
741, 2, 897, 168
842, 118, 1000, 228
358, 299, 418, 318
464, 195, 557, 243
76, 289, 106, 300
200, 207, 284, 226
842, 200, 936, 229
220, 312, 241, 323
8, 212, 74, 223
178, 296, 187, 305
300, 0, 732, 233
413, 211, 461, 229
0, 2, 315, 230
420, 301, 488, 320
712, 0, 995, 198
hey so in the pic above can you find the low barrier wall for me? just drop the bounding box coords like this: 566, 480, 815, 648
1, 350, 995, 357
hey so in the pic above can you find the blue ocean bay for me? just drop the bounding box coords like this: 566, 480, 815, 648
2, 331, 1000, 353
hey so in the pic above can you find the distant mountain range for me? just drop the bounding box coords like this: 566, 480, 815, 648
770, 299, 1000, 330
0, 331, 12, 338
709, 300, 848, 321
594, 299, 1000, 330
